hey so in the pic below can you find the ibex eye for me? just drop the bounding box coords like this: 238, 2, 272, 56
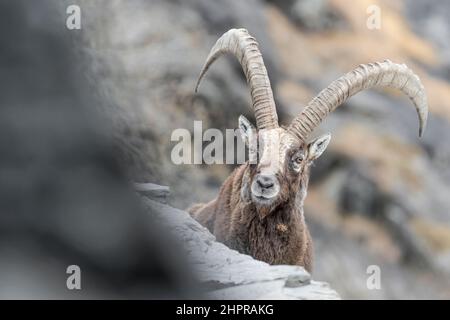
293, 153, 303, 164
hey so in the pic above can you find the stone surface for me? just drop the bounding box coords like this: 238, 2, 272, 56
142, 193, 340, 300
134, 182, 170, 203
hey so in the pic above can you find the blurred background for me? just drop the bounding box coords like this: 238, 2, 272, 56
1, 0, 450, 299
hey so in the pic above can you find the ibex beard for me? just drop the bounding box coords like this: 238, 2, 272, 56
188, 28, 428, 273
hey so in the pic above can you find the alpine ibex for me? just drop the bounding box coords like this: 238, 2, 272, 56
189, 28, 428, 272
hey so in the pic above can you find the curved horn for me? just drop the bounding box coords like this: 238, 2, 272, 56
287, 60, 428, 142
195, 28, 278, 129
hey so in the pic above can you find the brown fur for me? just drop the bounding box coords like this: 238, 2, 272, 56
188, 153, 314, 272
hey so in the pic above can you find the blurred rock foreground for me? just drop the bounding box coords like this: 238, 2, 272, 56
77, 0, 450, 298
0, 0, 199, 299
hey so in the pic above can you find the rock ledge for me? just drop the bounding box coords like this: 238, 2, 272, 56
139, 184, 340, 300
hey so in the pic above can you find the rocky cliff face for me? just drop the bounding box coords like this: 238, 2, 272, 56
138, 184, 339, 299
76, 0, 450, 298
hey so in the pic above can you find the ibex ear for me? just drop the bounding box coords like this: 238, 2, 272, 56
238, 115, 256, 147
308, 133, 331, 161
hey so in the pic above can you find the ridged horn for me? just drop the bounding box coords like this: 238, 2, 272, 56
287, 60, 428, 142
195, 28, 279, 129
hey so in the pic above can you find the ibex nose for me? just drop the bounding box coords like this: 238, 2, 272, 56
256, 175, 275, 190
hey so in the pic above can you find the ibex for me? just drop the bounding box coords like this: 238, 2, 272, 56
189, 28, 428, 272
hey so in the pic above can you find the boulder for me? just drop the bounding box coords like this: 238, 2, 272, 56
139, 184, 340, 300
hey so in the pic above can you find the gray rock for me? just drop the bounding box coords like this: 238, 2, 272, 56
141, 191, 340, 300
268, 0, 346, 31
134, 182, 170, 203
405, 0, 450, 79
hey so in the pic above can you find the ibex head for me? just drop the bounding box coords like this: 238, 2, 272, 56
195, 28, 428, 216
236, 115, 330, 213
